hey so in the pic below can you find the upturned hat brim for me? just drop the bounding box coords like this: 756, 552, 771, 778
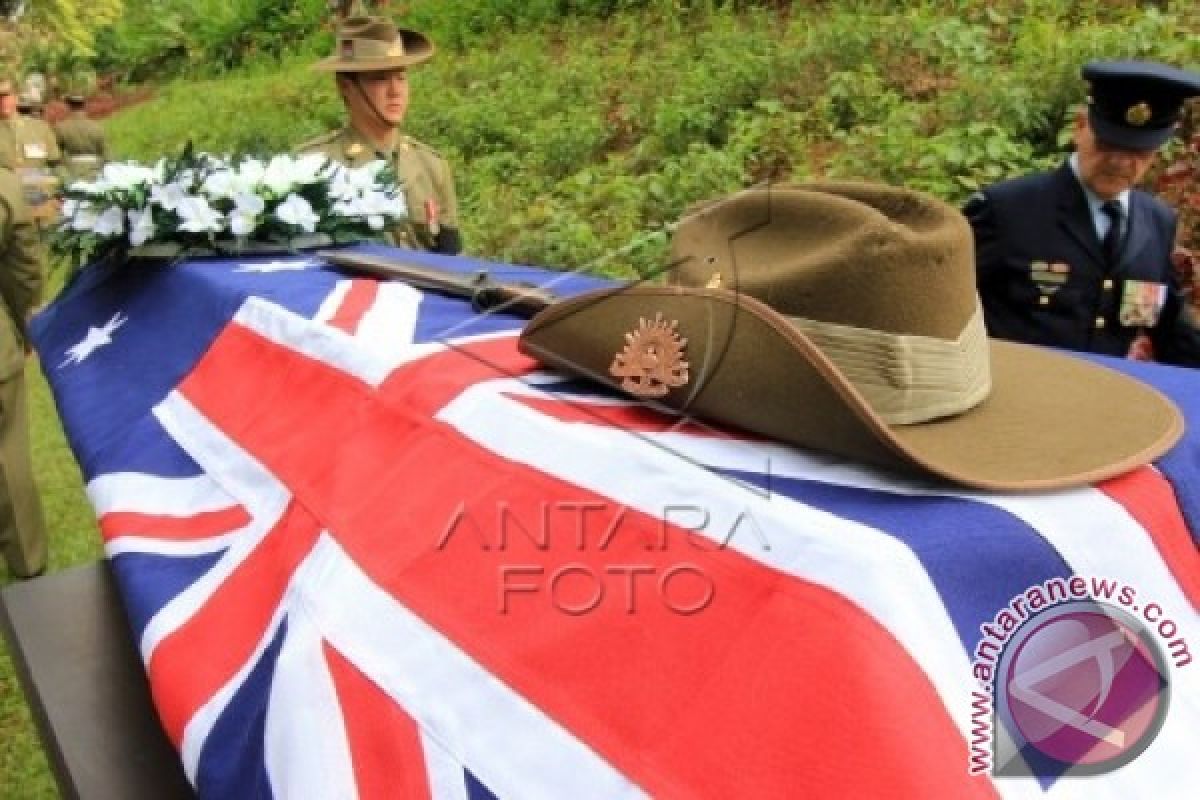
313, 28, 434, 72
519, 286, 1182, 492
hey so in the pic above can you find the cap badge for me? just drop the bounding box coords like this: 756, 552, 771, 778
610, 313, 690, 399
346, 143, 364, 157
1125, 102, 1153, 127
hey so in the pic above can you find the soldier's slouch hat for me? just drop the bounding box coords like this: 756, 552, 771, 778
519, 183, 1182, 492
314, 15, 434, 73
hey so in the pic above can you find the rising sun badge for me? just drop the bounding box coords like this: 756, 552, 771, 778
609, 313, 690, 399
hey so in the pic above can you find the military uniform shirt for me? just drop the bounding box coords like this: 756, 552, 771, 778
0, 166, 42, 375
297, 125, 461, 254
54, 111, 107, 181
8, 116, 61, 171
966, 161, 1200, 366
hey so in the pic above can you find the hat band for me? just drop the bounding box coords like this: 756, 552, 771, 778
787, 305, 991, 425
341, 37, 407, 63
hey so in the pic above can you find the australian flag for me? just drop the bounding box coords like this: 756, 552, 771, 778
31, 245, 1200, 799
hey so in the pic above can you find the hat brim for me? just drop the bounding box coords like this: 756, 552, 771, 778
518, 286, 1182, 492
313, 29, 435, 72
1088, 107, 1174, 151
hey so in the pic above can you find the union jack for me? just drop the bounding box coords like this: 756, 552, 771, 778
32, 247, 1200, 799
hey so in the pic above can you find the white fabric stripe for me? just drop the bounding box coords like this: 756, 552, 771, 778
435, 386, 993, 784
352, 281, 423, 366
594, 425, 1198, 800
105, 532, 243, 559
314, 280, 354, 324
300, 536, 647, 800
87, 473, 235, 517
143, 392, 291, 665
264, 581, 359, 800
179, 605, 290, 785
234, 296, 393, 387
421, 730, 470, 800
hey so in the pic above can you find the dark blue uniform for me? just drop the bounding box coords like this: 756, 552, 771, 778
965, 163, 1200, 366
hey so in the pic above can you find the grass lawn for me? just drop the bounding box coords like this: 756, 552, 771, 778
0, 274, 103, 797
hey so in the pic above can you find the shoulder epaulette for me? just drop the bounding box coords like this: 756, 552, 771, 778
295, 128, 343, 152
403, 135, 444, 160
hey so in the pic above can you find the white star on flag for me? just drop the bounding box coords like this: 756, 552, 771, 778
234, 259, 322, 274
60, 312, 129, 369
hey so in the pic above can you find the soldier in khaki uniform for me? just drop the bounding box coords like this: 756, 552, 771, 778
54, 93, 107, 182
0, 79, 62, 223
0, 164, 48, 578
299, 15, 462, 254
0, 77, 20, 169
11, 93, 62, 172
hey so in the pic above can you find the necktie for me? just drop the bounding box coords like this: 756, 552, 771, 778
1101, 200, 1124, 268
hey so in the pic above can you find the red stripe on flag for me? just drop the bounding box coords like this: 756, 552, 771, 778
325, 642, 432, 800
507, 393, 753, 439
1100, 466, 1200, 610
147, 501, 322, 746
179, 324, 995, 799
327, 280, 380, 334
99, 507, 251, 543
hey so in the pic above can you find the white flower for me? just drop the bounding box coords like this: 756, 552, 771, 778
96, 163, 157, 192
176, 196, 225, 234
229, 211, 257, 237
292, 153, 330, 184
236, 158, 267, 188
151, 181, 190, 212
127, 208, 156, 247
233, 192, 265, 215
93, 207, 126, 237
274, 193, 320, 233
202, 169, 240, 200
331, 160, 389, 200
69, 204, 99, 232
261, 154, 331, 196
228, 193, 264, 237
53, 147, 409, 267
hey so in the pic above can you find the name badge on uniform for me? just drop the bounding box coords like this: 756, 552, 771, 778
1118, 280, 1167, 328
23, 143, 47, 160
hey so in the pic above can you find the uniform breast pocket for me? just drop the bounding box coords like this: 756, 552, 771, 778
1004, 257, 1080, 311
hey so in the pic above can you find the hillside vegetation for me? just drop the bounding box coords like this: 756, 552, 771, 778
90, 0, 1199, 277
1, 4, 1197, 794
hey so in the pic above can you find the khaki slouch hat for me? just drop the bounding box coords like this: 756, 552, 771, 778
313, 15, 434, 73
519, 182, 1182, 491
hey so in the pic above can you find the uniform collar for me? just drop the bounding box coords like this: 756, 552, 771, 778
1068, 152, 1131, 218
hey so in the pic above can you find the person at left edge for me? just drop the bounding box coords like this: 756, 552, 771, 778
966, 60, 1200, 365
0, 164, 48, 578
298, 14, 462, 255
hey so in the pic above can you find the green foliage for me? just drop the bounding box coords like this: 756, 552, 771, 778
96, 1, 1200, 275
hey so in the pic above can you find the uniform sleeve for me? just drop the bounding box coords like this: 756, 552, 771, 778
43, 124, 62, 164
1148, 214, 1200, 367
962, 190, 1004, 286
433, 157, 459, 224
432, 155, 462, 254
0, 182, 44, 345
